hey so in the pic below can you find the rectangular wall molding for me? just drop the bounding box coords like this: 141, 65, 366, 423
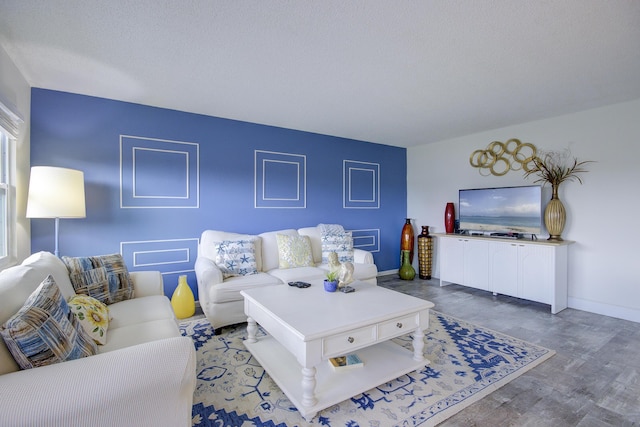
343, 160, 380, 209
349, 228, 380, 252
120, 135, 200, 208
255, 150, 306, 208
120, 238, 199, 275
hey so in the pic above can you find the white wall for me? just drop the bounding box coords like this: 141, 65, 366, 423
408, 98, 640, 323
0, 45, 31, 263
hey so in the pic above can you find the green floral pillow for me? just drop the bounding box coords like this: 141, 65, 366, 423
68, 295, 110, 345
276, 234, 314, 269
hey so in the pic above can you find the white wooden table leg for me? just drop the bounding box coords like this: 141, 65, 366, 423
412, 327, 425, 361
246, 317, 257, 343
301, 366, 318, 408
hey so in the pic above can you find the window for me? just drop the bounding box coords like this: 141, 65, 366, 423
0, 100, 22, 269
0, 130, 10, 265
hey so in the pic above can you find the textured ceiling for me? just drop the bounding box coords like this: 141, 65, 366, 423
1, 1, 639, 147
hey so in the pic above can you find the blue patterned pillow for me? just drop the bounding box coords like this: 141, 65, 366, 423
214, 238, 259, 278
62, 254, 134, 305
319, 224, 354, 264
0, 275, 98, 369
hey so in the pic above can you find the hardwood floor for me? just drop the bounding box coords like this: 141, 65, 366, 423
378, 274, 640, 427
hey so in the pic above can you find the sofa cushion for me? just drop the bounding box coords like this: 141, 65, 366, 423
213, 238, 259, 278
318, 261, 378, 282
0, 275, 97, 369
267, 267, 327, 284
205, 272, 282, 304
107, 295, 176, 330
276, 234, 314, 268
98, 319, 180, 353
62, 254, 134, 305
200, 230, 263, 271
319, 224, 354, 263
22, 251, 77, 299
67, 295, 110, 345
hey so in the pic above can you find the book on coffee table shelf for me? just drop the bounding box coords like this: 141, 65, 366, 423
329, 354, 363, 371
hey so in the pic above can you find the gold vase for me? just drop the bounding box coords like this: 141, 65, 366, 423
171, 275, 195, 319
417, 226, 433, 279
545, 184, 566, 241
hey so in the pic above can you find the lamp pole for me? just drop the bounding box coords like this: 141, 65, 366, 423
54, 217, 60, 257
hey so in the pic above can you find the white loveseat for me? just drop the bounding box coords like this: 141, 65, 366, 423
0, 251, 196, 427
195, 225, 378, 330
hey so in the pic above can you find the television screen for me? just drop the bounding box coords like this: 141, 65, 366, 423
459, 185, 542, 235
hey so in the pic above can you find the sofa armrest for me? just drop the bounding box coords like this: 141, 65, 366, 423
354, 248, 374, 264
130, 270, 164, 297
195, 256, 223, 295
0, 336, 196, 427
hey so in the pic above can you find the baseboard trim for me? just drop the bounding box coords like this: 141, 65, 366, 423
569, 297, 640, 323
374, 273, 640, 324
377, 269, 398, 276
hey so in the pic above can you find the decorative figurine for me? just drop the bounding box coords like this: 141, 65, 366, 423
338, 261, 354, 288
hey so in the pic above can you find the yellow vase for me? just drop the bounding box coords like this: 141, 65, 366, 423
171, 275, 195, 319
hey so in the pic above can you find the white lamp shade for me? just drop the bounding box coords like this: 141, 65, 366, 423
26, 166, 86, 218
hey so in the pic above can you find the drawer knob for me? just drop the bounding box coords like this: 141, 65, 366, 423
347, 336, 354, 343
396, 322, 403, 328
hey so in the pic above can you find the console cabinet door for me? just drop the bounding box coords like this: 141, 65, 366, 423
463, 240, 489, 290
489, 241, 518, 296
438, 235, 569, 314
518, 244, 553, 304
439, 237, 464, 284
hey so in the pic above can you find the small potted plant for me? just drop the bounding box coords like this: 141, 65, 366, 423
324, 270, 339, 292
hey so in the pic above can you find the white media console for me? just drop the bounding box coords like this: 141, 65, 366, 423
434, 233, 573, 314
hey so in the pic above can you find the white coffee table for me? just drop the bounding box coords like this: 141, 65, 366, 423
241, 280, 435, 421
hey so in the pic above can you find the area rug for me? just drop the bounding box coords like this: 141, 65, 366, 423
180, 311, 554, 426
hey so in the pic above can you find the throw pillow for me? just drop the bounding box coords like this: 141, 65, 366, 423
214, 238, 259, 278
0, 275, 98, 369
276, 234, 314, 269
62, 254, 134, 305
319, 224, 354, 264
67, 295, 110, 345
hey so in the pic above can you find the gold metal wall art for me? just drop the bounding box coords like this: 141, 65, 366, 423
470, 138, 538, 176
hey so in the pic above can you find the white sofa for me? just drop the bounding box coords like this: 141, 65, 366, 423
195, 226, 378, 330
0, 251, 196, 427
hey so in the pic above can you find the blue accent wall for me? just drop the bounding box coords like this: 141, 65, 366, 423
30, 88, 407, 298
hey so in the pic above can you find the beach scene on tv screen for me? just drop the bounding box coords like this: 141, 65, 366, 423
459, 186, 542, 234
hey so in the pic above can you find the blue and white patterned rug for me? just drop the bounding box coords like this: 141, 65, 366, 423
180, 311, 554, 426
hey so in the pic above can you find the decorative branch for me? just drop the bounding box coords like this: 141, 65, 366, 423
523, 149, 594, 187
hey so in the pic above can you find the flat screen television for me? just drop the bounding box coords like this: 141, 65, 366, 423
459, 185, 542, 236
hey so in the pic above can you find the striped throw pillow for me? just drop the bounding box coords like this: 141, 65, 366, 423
62, 254, 134, 305
0, 275, 97, 369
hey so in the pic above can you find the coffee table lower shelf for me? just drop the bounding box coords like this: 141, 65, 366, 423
244, 335, 430, 421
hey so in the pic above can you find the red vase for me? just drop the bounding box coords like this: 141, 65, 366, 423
444, 203, 455, 234
400, 218, 415, 263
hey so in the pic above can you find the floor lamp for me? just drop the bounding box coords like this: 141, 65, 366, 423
26, 166, 86, 257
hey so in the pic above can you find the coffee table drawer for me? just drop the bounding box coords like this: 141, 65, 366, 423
322, 325, 376, 357
378, 314, 420, 340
